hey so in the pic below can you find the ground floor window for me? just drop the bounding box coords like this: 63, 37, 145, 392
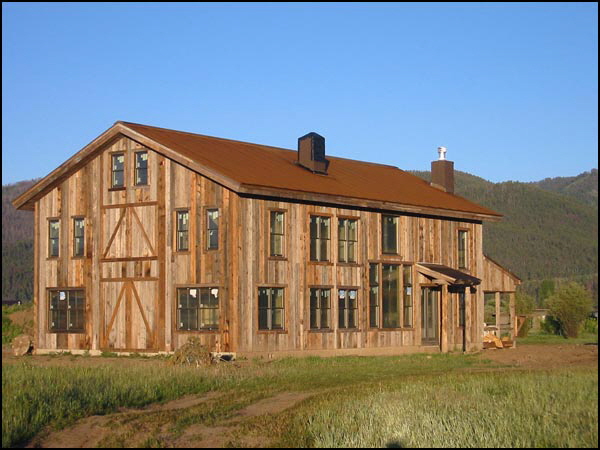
369, 263, 412, 328
338, 289, 358, 329
310, 288, 331, 330
258, 287, 285, 330
177, 287, 219, 331
49, 289, 85, 332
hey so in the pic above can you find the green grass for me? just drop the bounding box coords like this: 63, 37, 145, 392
518, 330, 598, 345
2, 352, 598, 448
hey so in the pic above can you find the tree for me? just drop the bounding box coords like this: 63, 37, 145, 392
546, 282, 593, 338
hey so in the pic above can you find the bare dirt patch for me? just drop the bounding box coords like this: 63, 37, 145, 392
479, 343, 598, 369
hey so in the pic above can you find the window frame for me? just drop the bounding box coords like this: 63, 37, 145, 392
134, 150, 149, 186
48, 218, 60, 258
258, 287, 286, 331
269, 210, 286, 258
457, 229, 469, 269
175, 209, 190, 253
369, 262, 412, 330
338, 288, 359, 330
309, 215, 331, 262
338, 217, 358, 264
206, 208, 219, 250
110, 152, 126, 189
176, 286, 220, 332
48, 288, 86, 333
72, 216, 85, 258
381, 214, 399, 255
309, 287, 332, 331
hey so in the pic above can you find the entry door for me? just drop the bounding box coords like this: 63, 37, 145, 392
421, 287, 439, 344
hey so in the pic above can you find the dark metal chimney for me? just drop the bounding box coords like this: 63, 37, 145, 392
298, 132, 329, 174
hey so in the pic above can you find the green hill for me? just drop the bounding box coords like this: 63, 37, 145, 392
411, 170, 598, 281
529, 169, 598, 208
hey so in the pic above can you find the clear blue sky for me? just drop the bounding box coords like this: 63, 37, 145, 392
2, 2, 598, 184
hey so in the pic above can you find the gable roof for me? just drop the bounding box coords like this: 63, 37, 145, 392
13, 121, 502, 221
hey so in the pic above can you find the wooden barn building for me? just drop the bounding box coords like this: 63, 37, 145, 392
13, 121, 520, 356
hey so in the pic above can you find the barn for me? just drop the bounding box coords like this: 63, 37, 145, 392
13, 121, 520, 356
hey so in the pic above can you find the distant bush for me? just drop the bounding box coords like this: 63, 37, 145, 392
582, 317, 598, 335
515, 292, 536, 337
540, 316, 563, 336
546, 282, 593, 338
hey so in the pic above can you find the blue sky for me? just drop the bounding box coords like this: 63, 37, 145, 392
2, 2, 598, 184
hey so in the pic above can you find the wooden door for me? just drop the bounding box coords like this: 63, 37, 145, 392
421, 287, 439, 344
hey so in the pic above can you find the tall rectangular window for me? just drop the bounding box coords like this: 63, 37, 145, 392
49, 289, 85, 332
177, 287, 219, 331
135, 151, 148, 186
270, 211, 285, 257
73, 218, 85, 257
111, 153, 125, 188
48, 219, 60, 257
207, 209, 219, 250
382, 215, 398, 254
338, 218, 358, 263
458, 230, 468, 269
176, 210, 189, 251
338, 289, 358, 329
382, 264, 400, 328
258, 287, 285, 330
310, 216, 330, 261
403, 266, 413, 328
310, 288, 331, 330
369, 263, 379, 328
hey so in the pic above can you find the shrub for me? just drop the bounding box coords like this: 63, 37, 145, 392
546, 282, 593, 338
515, 292, 536, 337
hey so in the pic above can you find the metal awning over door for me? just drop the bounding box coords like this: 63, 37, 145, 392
416, 263, 481, 287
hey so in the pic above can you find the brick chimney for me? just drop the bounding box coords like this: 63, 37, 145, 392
298, 132, 329, 174
431, 146, 454, 194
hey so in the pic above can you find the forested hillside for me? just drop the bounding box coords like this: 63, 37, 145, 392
411, 170, 598, 281
2, 169, 598, 303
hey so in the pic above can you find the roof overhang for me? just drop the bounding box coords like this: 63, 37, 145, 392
416, 263, 482, 286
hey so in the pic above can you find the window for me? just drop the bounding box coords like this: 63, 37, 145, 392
338, 289, 358, 329
48, 219, 60, 257
177, 287, 219, 331
310, 288, 331, 330
370, 263, 410, 329
207, 209, 219, 250
135, 151, 148, 186
382, 215, 398, 254
49, 289, 85, 332
458, 291, 466, 327
338, 218, 358, 263
111, 153, 125, 188
73, 218, 85, 257
458, 230, 468, 269
369, 263, 379, 328
176, 210, 189, 251
258, 287, 285, 330
382, 264, 400, 328
310, 215, 330, 261
403, 266, 413, 327
270, 211, 285, 257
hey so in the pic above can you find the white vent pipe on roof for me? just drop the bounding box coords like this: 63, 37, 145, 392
437, 146, 447, 161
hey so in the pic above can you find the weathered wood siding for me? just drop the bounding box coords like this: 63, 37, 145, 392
34, 133, 488, 355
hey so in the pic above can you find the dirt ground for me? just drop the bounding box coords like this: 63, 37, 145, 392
6, 343, 597, 448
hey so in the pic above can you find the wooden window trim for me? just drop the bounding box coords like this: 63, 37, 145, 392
457, 228, 470, 271
369, 262, 410, 330
257, 287, 286, 332
47, 217, 60, 259
174, 209, 191, 254
205, 207, 219, 251
134, 150, 149, 187
110, 151, 126, 189
309, 287, 332, 331
72, 216, 85, 259
381, 214, 399, 255
338, 288, 359, 330
309, 214, 331, 262
47, 287, 86, 334
175, 286, 221, 332
268, 209, 287, 259
338, 217, 359, 264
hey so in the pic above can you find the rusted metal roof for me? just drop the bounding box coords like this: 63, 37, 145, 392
417, 263, 482, 286
122, 122, 501, 219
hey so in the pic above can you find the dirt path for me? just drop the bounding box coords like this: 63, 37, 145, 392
479, 343, 598, 369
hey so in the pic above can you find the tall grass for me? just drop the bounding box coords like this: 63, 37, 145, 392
278, 369, 598, 448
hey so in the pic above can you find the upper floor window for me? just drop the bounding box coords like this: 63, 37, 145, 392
177, 287, 219, 331
382, 215, 398, 254
338, 218, 358, 263
49, 289, 85, 332
258, 287, 285, 330
176, 210, 189, 251
134, 151, 148, 186
310, 288, 331, 330
111, 153, 125, 188
48, 219, 60, 257
310, 215, 330, 262
269, 211, 285, 257
207, 209, 219, 250
458, 230, 468, 269
73, 217, 85, 257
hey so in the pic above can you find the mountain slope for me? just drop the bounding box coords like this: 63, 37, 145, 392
530, 169, 598, 208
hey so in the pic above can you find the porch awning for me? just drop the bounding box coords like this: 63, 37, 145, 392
416, 263, 481, 286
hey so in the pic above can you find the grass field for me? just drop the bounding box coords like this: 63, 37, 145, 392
2, 350, 598, 448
